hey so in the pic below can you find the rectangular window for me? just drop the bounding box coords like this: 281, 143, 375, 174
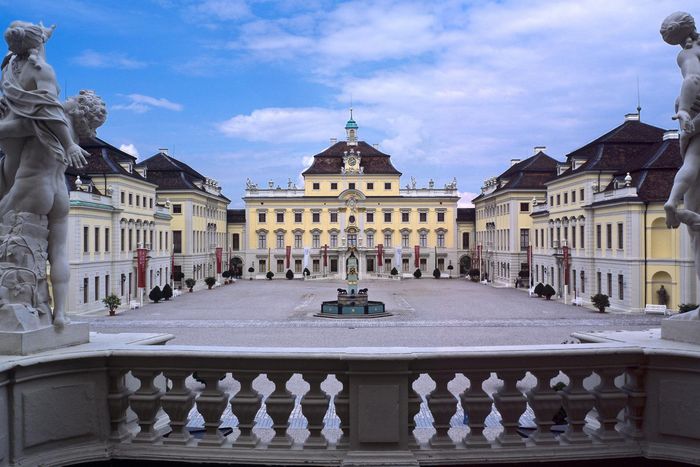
607, 273, 612, 296
312, 233, 320, 248
550, 195, 554, 206
348, 182, 355, 190
384, 232, 392, 247
295, 259, 302, 273
617, 223, 624, 250
556, 194, 561, 205
520, 202, 529, 212
313, 259, 320, 273
121, 191, 125, 204
580, 188, 585, 201
419, 232, 427, 247
83, 226, 89, 253
348, 233, 357, 247
276, 212, 284, 223
149, 198, 153, 209
330, 233, 338, 248
94, 276, 100, 301
276, 233, 284, 249
330, 212, 338, 223
420, 258, 427, 271
277, 259, 284, 273
384, 182, 392, 190
571, 226, 576, 248
572, 191, 576, 203
313, 182, 320, 190
437, 233, 445, 247
402, 232, 409, 247
367, 182, 374, 190
105, 228, 110, 252
120, 228, 125, 252
331, 182, 338, 190
384, 212, 392, 223
462, 232, 470, 249
438, 258, 445, 271
597, 271, 602, 293
366, 257, 375, 272
294, 212, 302, 223
581, 271, 585, 293
535, 229, 539, 248
258, 233, 267, 249
367, 233, 374, 248
136, 195, 140, 207
330, 258, 338, 273
606, 224, 612, 249
83, 278, 88, 304
596, 225, 602, 249
520, 228, 529, 250
258, 212, 266, 223
366, 212, 374, 223
94, 227, 100, 252
618, 274, 624, 300
564, 192, 568, 204
165, 232, 168, 250
312, 212, 320, 223
294, 234, 302, 248
402, 258, 409, 272
401, 212, 409, 222
419, 212, 427, 222
259, 259, 266, 272
437, 212, 445, 222
173, 231, 182, 253
128, 229, 133, 251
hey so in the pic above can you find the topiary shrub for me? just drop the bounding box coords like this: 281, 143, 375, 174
149, 285, 163, 303
590, 293, 610, 312
204, 276, 216, 289
248, 266, 254, 280
678, 303, 698, 313
518, 270, 529, 279
391, 267, 399, 276
413, 268, 422, 279
534, 282, 544, 297
173, 271, 185, 281
303, 267, 310, 277
222, 270, 231, 279
162, 283, 173, 300
266, 271, 274, 280
102, 294, 121, 316
468, 268, 480, 282
185, 278, 196, 292
542, 284, 555, 300
433, 268, 441, 279
286, 269, 294, 280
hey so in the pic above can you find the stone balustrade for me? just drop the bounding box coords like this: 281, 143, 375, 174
1, 336, 699, 466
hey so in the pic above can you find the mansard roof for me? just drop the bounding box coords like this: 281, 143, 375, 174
457, 207, 475, 223
302, 141, 402, 176
227, 209, 246, 223
472, 151, 559, 202
73, 136, 151, 184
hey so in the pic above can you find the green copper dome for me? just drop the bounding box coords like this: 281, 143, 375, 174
345, 118, 358, 130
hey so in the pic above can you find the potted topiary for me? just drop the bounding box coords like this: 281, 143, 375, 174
248, 266, 254, 280
149, 285, 163, 303
266, 271, 274, 280
162, 283, 173, 301
447, 263, 454, 278
534, 282, 544, 297
590, 293, 610, 313
303, 267, 311, 278
205, 276, 216, 289
468, 268, 480, 282
102, 294, 121, 316
185, 278, 196, 292
286, 269, 294, 280
542, 284, 556, 300
413, 268, 422, 279
222, 270, 231, 284
433, 268, 441, 279
391, 267, 399, 277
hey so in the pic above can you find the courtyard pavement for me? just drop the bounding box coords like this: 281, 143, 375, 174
82, 278, 663, 346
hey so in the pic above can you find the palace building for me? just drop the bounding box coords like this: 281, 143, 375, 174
239, 116, 462, 279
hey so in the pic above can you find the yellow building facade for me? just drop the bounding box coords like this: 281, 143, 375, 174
241, 118, 461, 279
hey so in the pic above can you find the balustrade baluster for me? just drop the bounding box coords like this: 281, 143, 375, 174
493, 370, 527, 447
621, 367, 646, 440
427, 372, 457, 448
334, 372, 350, 449
460, 371, 492, 448
129, 369, 164, 444
526, 369, 561, 446
266, 372, 295, 448
301, 372, 330, 449
195, 371, 229, 446
231, 371, 262, 448
107, 369, 132, 442
161, 370, 195, 445
407, 372, 422, 449
592, 368, 627, 443
560, 369, 594, 445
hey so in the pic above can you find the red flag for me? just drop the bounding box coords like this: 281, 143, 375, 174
137, 248, 148, 288
377, 243, 383, 267
286, 245, 291, 269
414, 245, 420, 268
563, 245, 570, 286
323, 244, 328, 267
216, 247, 223, 274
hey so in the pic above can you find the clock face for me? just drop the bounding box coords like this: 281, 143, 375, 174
348, 157, 356, 166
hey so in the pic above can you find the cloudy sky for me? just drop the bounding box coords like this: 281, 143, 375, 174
0, 0, 692, 207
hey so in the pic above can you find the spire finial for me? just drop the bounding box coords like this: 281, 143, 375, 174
636, 76, 642, 120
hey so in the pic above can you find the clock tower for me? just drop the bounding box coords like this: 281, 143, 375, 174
345, 108, 358, 146
343, 148, 362, 174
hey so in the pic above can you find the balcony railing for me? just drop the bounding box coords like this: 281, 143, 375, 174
4, 337, 698, 466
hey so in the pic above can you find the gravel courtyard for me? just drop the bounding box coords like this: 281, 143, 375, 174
82, 278, 663, 346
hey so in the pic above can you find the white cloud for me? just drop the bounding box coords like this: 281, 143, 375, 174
119, 143, 140, 158
72, 49, 146, 69
188, 0, 251, 21
458, 192, 478, 208
112, 94, 184, 113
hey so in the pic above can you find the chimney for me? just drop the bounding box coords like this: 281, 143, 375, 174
534, 146, 546, 154
663, 129, 680, 141
624, 113, 640, 122
159, 148, 169, 155
330, 138, 337, 145
373, 143, 380, 149
510, 159, 520, 167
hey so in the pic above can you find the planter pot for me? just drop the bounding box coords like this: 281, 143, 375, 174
188, 288, 193, 293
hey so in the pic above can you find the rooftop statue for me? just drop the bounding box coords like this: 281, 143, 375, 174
0, 21, 104, 332
661, 12, 700, 320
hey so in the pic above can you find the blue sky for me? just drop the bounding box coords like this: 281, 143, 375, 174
0, 0, 692, 207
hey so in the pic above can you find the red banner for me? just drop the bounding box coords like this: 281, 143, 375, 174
137, 248, 148, 288
414, 245, 420, 268
216, 247, 222, 274
563, 245, 570, 286
286, 246, 291, 269
377, 243, 383, 268
323, 244, 328, 267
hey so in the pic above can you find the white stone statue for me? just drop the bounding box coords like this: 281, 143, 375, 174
0, 21, 102, 330
661, 12, 700, 320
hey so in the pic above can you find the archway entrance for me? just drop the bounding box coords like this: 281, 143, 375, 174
230, 257, 243, 279
459, 255, 471, 276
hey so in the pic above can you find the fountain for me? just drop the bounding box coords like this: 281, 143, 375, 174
317, 248, 388, 317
